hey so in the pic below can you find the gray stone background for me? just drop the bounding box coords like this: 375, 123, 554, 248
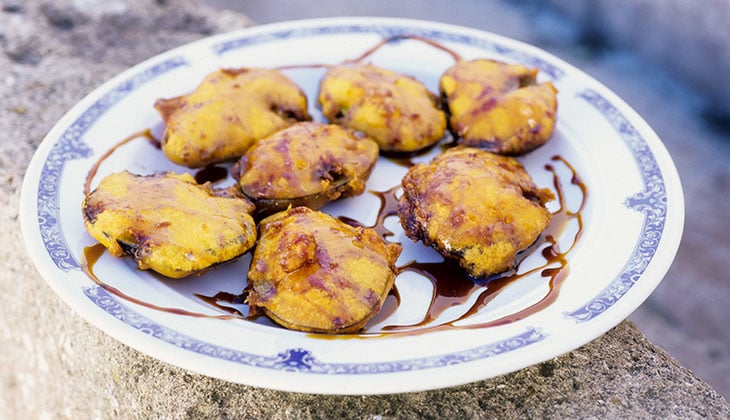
1, 0, 728, 417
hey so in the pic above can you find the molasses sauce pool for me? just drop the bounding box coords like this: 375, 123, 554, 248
81, 35, 586, 337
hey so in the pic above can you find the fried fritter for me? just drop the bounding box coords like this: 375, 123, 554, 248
398, 147, 554, 278
318, 64, 447, 153
82, 171, 257, 279
247, 207, 402, 334
155, 67, 311, 168
439, 59, 558, 155
234, 121, 379, 217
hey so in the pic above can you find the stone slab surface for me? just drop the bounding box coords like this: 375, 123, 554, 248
1, 0, 729, 417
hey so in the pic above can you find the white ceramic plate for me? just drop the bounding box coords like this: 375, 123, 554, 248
20, 18, 683, 395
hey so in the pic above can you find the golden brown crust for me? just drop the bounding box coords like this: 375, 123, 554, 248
234, 122, 379, 217
247, 207, 402, 334
439, 59, 558, 155
398, 147, 554, 278
318, 64, 447, 153
155, 67, 311, 168
82, 171, 257, 279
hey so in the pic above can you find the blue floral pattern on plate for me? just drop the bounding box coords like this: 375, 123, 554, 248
27, 20, 678, 388
565, 90, 666, 322
83, 285, 547, 374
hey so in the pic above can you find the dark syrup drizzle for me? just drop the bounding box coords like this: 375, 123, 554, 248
84, 129, 158, 196
84, 129, 230, 193
344, 34, 463, 64
194, 290, 250, 317
194, 165, 229, 184
341, 155, 584, 336
82, 243, 242, 320
81, 35, 586, 337
83, 154, 585, 333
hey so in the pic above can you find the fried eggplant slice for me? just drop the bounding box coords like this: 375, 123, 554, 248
234, 121, 379, 217
82, 171, 257, 279
155, 67, 311, 168
439, 59, 558, 155
247, 207, 402, 334
318, 64, 446, 153
398, 147, 554, 278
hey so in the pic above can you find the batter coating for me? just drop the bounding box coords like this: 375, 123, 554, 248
82, 171, 257, 278
439, 59, 557, 155
398, 147, 554, 278
155, 67, 310, 168
318, 64, 447, 153
234, 122, 379, 217
247, 207, 402, 334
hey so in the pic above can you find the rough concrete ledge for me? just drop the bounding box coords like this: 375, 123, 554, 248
1, 1, 728, 417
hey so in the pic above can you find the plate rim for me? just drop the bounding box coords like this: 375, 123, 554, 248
19, 16, 685, 395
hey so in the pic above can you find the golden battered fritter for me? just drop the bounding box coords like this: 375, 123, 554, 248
398, 147, 554, 278
82, 171, 257, 279
439, 59, 558, 155
234, 122, 379, 217
155, 67, 311, 168
247, 207, 402, 334
318, 64, 446, 153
